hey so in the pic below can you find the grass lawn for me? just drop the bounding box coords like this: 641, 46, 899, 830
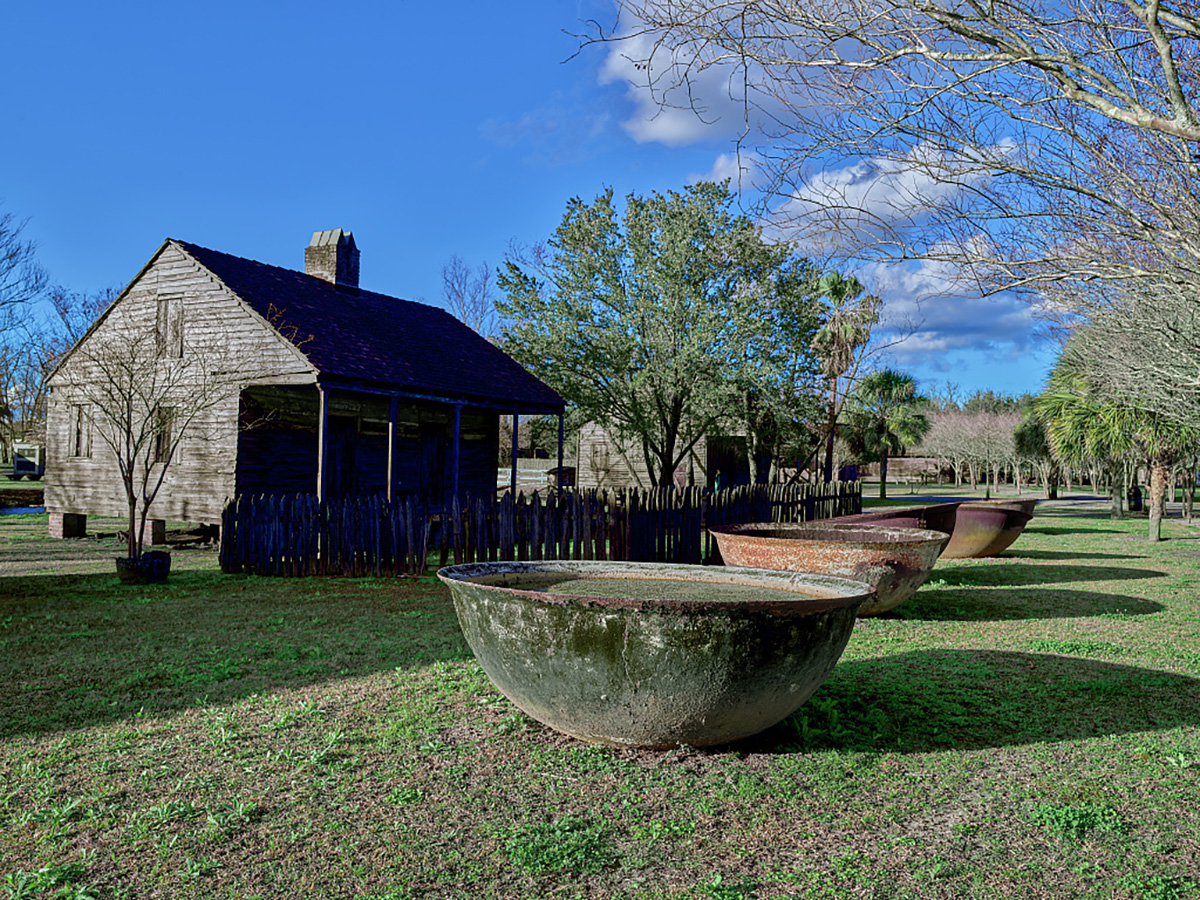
1, 499, 1199, 899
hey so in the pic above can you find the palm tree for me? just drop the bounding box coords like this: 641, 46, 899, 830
844, 369, 929, 499
1035, 363, 1132, 517
810, 272, 880, 482
1036, 353, 1199, 540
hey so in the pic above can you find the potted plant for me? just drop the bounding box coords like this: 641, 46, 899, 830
116, 549, 171, 584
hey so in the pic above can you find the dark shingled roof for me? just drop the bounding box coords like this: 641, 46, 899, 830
174, 240, 563, 411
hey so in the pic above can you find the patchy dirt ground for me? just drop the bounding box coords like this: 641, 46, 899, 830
0, 514, 222, 578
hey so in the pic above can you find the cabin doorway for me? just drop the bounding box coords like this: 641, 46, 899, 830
418, 423, 448, 507
326, 415, 358, 497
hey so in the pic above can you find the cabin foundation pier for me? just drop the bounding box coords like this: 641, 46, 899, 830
49, 512, 87, 539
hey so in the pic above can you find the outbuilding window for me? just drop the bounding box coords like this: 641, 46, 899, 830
71, 405, 91, 458
156, 292, 184, 358
154, 406, 175, 464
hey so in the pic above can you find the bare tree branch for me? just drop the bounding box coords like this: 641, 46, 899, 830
442, 254, 499, 337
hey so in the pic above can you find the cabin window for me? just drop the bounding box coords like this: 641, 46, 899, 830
154, 406, 175, 464
156, 292, 184, 358
71, 405, 91, 458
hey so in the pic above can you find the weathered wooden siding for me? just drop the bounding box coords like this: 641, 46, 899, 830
575, 423, 709, 490
46, 243, 314, 524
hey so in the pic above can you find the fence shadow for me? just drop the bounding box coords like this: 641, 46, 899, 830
1008, 549, 1144, 561
1025, 524, 1124, 535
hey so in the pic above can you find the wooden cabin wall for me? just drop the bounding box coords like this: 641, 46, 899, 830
575, 422, 713, 490
45, 243, 313, 526
575, 423, 646, 489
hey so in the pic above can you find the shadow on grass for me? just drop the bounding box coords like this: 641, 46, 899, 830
1024, 524, 1124, 535
745, 649, 1200, 754
932, 563, 1164, 588
1008, 549, 1144, 561
0, 569, 469, 740
893, 587, 1163, 621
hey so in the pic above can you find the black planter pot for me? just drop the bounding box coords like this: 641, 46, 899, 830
115, 551, 172, 584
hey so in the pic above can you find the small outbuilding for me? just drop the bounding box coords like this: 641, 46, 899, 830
45, 230, 564, 538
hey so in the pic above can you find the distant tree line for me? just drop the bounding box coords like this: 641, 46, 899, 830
0, 203, 117, 463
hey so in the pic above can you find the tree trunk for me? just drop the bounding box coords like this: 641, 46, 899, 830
1186, 467, 1197, 524
1148, 459, 1168, 542
879, 452, 889, 499
1110, 464, 1124, 519
822, 381, 838, 483
126, 496, 139, 560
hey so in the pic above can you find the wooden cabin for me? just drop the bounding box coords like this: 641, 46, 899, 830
576, 423, 771, 491
44, 230, 564, 538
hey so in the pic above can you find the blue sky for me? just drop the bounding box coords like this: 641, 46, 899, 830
3, 0, 1055, 398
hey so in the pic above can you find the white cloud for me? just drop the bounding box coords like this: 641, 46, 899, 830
599, 30, 752, 146
862, 256, 1042, 366
687, 151, 763, 189
774, 141, 1021, 257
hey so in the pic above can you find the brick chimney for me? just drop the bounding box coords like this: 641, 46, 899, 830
305, 229, 359, 288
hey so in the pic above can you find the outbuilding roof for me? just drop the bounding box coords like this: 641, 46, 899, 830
174, 240, 563, 412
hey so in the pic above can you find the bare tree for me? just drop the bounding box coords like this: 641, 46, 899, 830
0, 204, 49, 457
0, 203, 47, 322
972, 411, 1021, 497
49, 285, 116, 348
917, 411, 972, 486
599, 1, 1200, 268
917, 407, 1019, 492
0, 287, 117, 463
442, 254, 499, 337
596, 2, 1200, 421
53, 308, 267, 560
1044, 278, 1200, 426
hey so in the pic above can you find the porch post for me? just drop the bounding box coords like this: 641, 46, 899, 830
510, 413, 519, 496
387, 396, 398, 503
557, 412, 565, 489
450, 403, 462, 503
316, 385, 330, 502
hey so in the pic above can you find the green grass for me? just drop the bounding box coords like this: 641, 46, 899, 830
1, 500, 1199, 898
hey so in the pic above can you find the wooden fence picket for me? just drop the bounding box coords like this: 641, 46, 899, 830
218, 480, 861, 577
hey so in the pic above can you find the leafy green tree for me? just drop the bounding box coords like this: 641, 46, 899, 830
843, 369, 929, 499
729, 256, 825, 483
497, 182, 821, 487
962, 390, 1023, 415
1036, 358, 1141, 519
